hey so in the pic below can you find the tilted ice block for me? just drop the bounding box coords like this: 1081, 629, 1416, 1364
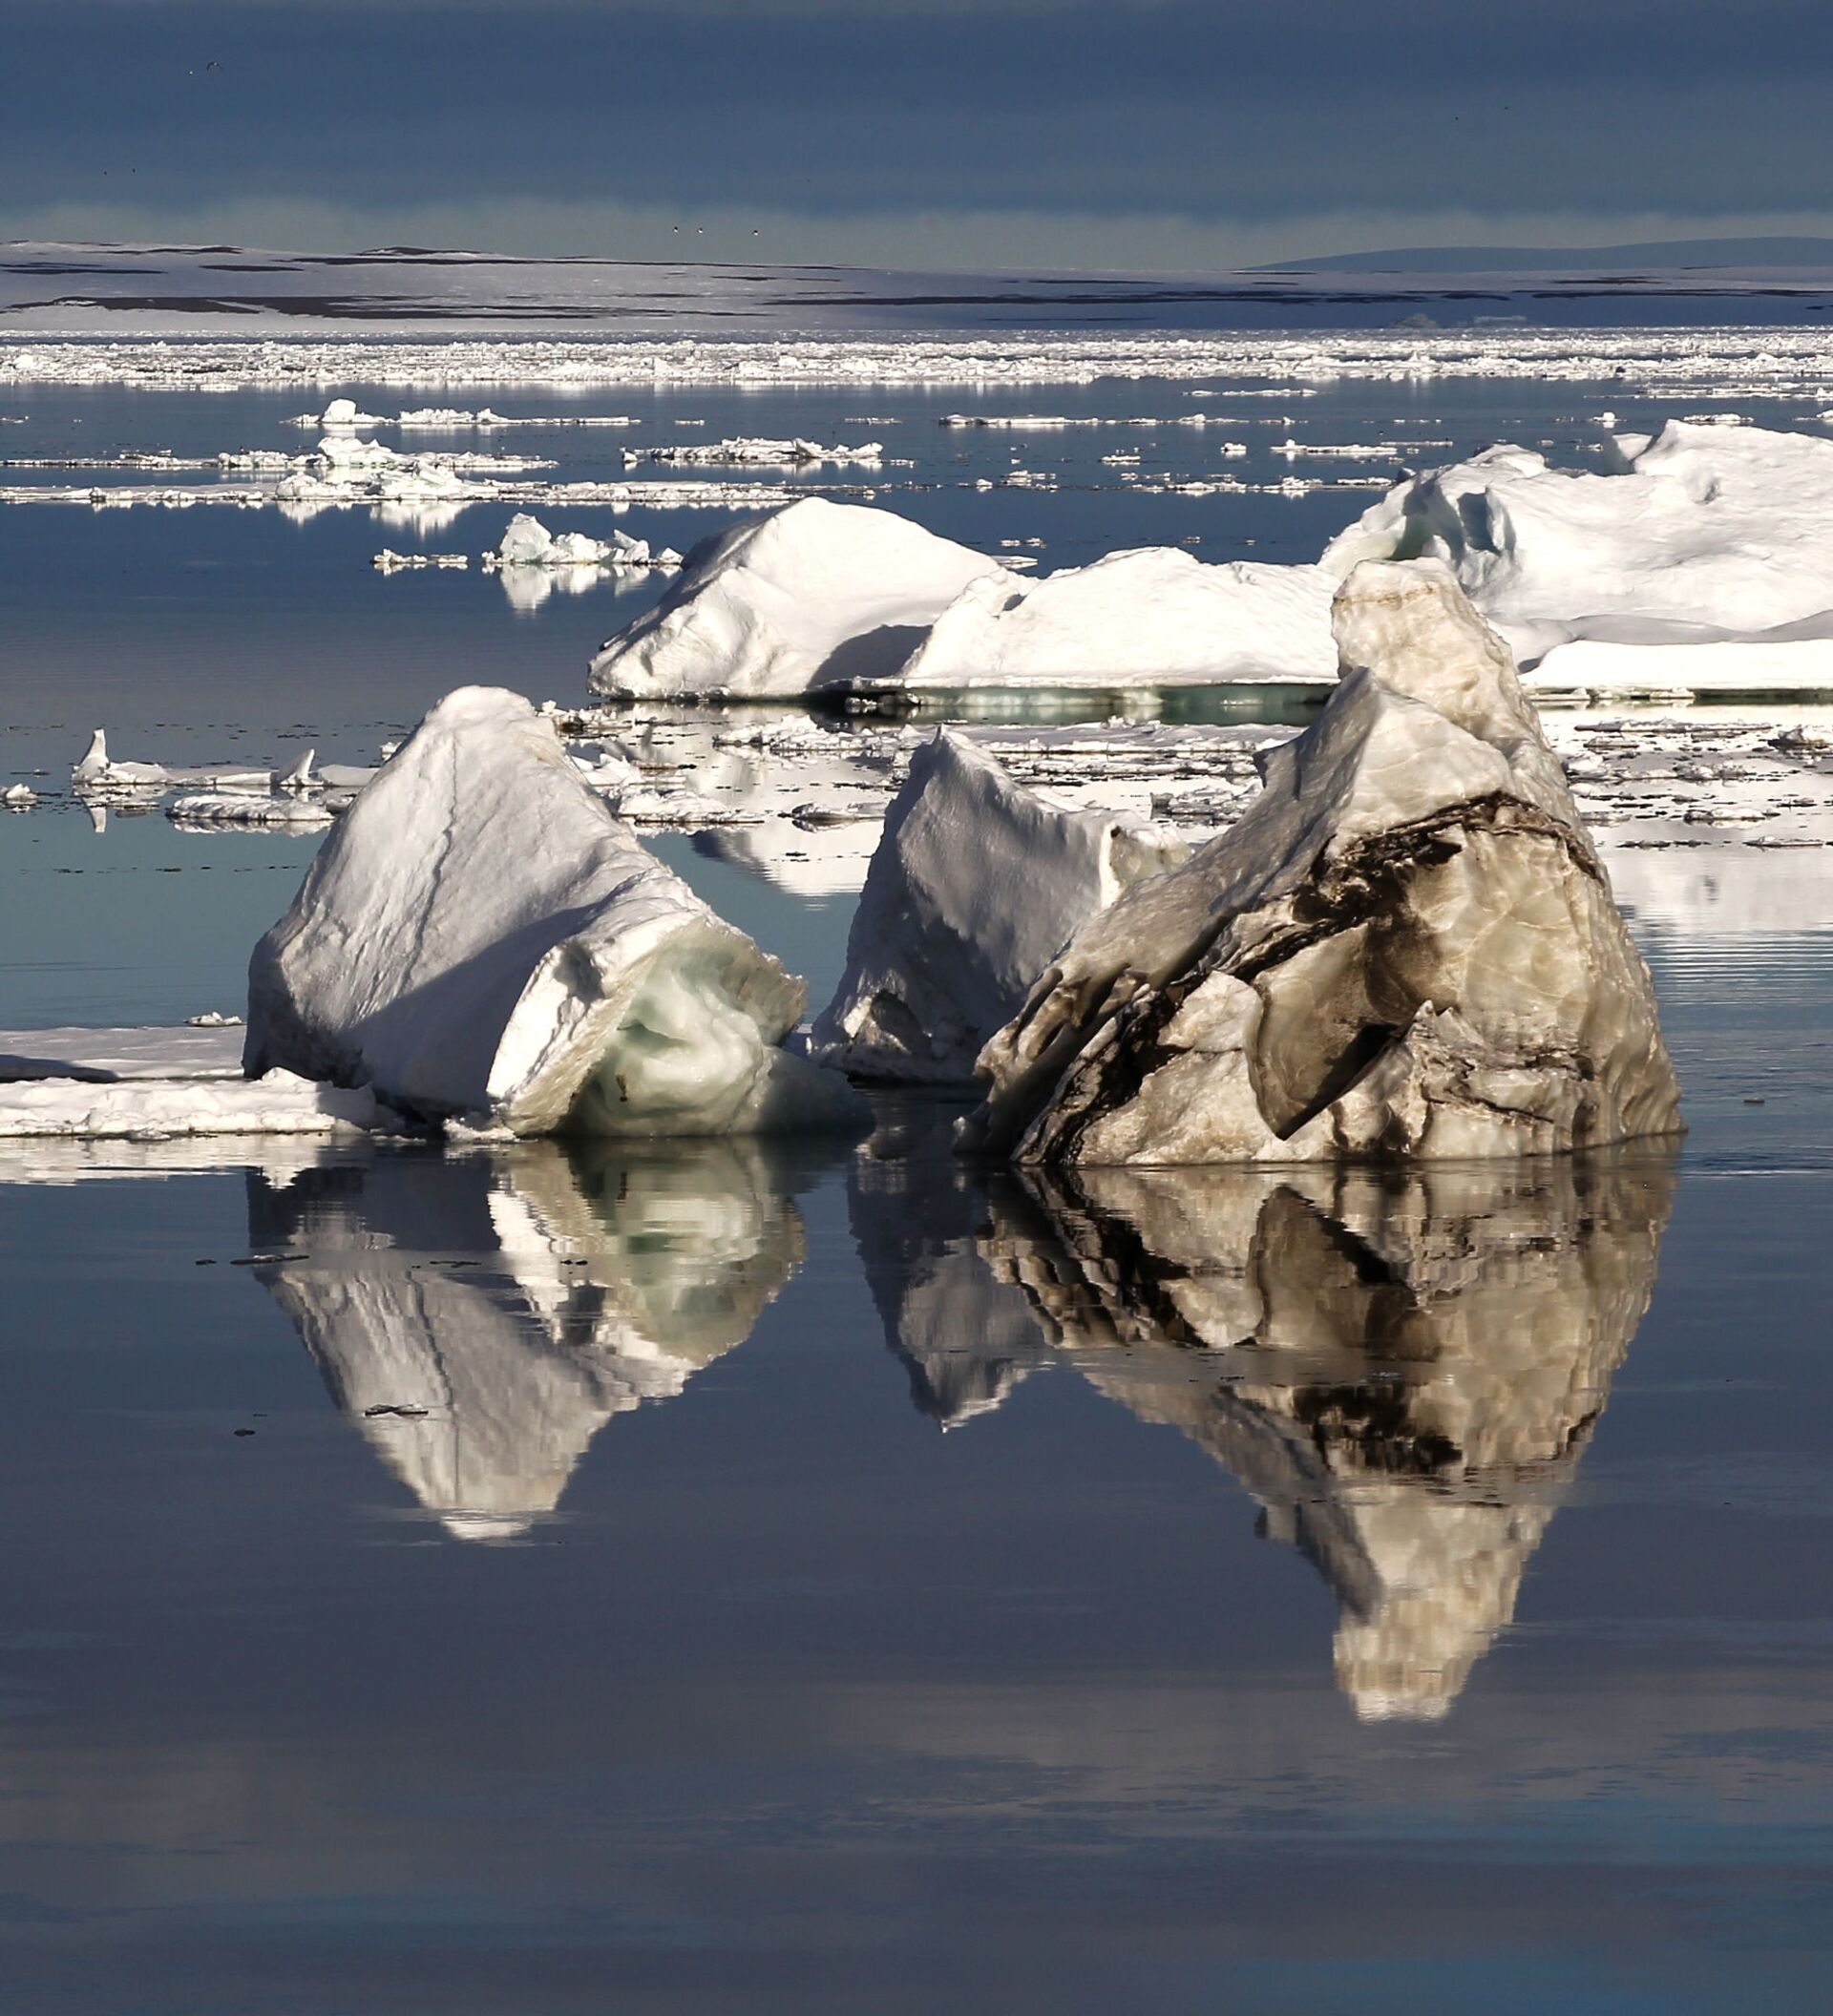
1322, 421, 1833, 675
588, 496, 1005, 699
811, 729, 1187, 1084
244, 685, 862, 1138
894, 548, 1338, 691
980, 1152, 1674, 1718
964, 558, 1683, 1165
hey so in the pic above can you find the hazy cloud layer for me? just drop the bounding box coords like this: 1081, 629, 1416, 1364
7, 1, 1833, 265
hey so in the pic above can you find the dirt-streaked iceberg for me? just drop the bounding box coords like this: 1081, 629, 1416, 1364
895, 548, 1338, 692
812, 729, 1186, 1083
1323, 421, 1833, 684
244, 685, 861, 1138
588, 496, 1004, 699
964, 558, 1682, 1165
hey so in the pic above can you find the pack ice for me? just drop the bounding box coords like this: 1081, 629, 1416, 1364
965, 559, 1683, 1165
589, 497, 1004, 698
244, 685, 861, 1138
1326, 420, 1833, 687
812, 729, 1186, 1083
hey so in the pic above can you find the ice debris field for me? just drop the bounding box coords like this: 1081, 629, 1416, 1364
16, 324, 1833, 1149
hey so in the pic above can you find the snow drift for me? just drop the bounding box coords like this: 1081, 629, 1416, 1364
964, 558, 1682, 1165
1324, 421, 1833, 682
812, 729, 1186, 1083
244, 685, 860, 1138
895, 549, 1338, 691
588, 496, 1003, 698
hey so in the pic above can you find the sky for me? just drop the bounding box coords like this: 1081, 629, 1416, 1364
8, 0, 1833, 271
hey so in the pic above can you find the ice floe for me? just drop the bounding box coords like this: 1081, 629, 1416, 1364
812, 730, 1186, 1083
1326, 421, 1833, 687
486, 511, 678, 571
623, 436, 882, 467
895, 548, 1338, 693
244, 685, 863, 1138
589, 496, 1003, 699
966, 559, 1684, 1165
0, 1070, 389, 1139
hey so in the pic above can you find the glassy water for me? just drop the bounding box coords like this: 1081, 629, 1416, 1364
3, 355, 1833, 2010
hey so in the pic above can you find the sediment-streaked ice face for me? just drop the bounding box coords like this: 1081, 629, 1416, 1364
967, 560, 1683, 1166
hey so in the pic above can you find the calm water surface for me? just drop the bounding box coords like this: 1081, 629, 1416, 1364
1, 361, 1831, 2012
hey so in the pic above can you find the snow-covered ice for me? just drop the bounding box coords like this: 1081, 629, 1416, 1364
589, 497, 1003, 699
966, 559, 1683, 1165
0, 1070, 388, 1139
1325, 421, 1833, 687
895, 549, 1338, 692
244, 685, 863, 1138
812, 730, 1186, 1083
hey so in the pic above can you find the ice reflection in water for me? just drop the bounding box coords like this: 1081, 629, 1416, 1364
250, 1141, 804, 1539
980, 1154, 1676, 1719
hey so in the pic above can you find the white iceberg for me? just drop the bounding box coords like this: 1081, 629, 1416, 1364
895, 549, 1338, 692
244, 685, 861, 1139
489, 511, 674, 570
1324, 421, 1833, 684
812, 729, 1186, 1084
588, 497, 1004, 699
966, 559, 1683, 1166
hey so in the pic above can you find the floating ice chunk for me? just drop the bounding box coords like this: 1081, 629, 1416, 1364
983, 1153, 1674, 1716
319, 397, 384, 429
2, 783, 36, 808
0, 1069, 388, 1139
1531, 635, 1833, 695
965, 559, 1683, 1165
318, 431, 399, 473
185, 1011, 243, 1029
1323, 421, 1833, 667
0, 1022, 245, 1082
244, 685, 863, 1138
895, 548, 1339, 692
488, 511, 666, 570
812, 730, 1187, 1084
72, 728, 166, 789
372, 549, 469, 571
168, 791, 336, 830
589, 497, 1005, 699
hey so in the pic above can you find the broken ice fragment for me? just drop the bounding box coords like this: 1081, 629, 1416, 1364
244, 686, 862, 1140
966, 559, 1683, 1165
812, 729, 1186, 1084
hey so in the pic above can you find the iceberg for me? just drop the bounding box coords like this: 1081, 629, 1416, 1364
895, 549, 1338, 692
588, 496, 1003, 699
812, 729, 1186, 1084
1324, 421, 1833, 682
966, 559, 1682, 1165
244, 685, 861, 1139
982, 1152, 1674, 1717
488, 511, 676, 571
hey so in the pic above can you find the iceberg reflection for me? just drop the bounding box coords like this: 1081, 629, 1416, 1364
251, 1141, 804, 1539
980, 1154, 1676, 1719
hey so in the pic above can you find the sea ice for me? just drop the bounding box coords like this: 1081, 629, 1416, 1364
812, 730, 1186, 1083
965, 559, 1683, 1165
588, 497, 1003, 698
488, 512, 677, 571
895, 548, 1338, 691
244, 685, 862, 1138
0, 1070, 387, 1139
1324, 421, 1833, 682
